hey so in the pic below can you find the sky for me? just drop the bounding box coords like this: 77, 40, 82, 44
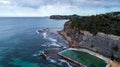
0, 0, 120, 17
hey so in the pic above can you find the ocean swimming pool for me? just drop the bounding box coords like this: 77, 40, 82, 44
58, 48, 107, 67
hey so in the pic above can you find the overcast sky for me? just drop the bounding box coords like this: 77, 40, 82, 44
0, 0, 120, 17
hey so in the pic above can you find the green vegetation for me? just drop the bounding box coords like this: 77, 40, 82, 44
70, 12, 120, 36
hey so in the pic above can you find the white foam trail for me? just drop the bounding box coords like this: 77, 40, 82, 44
41, 43, 61, 47
32, 54, 40, 57
32, 51, 44, 57
40, 30, 57, 43
46, 56, 57, 63
58, 59, 72, 67
50, 43, 61, 47
48, 59, 57, 63
48, 38, 57, 42
36, 30, 39, 34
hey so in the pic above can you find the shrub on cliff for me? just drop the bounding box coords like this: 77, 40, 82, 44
112, 45, 119, 52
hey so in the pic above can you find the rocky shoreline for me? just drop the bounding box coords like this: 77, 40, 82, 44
37, 21, 120, 67
37, 29, 81, 67
57, 20, 120, 67
39, 48, 82, 67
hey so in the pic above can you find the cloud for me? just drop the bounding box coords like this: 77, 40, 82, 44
1, 0, 120, 9
0, 0, 120, 16
0, 0, 119, 10
12, 0, 43, 8
16, 0, 120, 8
0, 0, 11, 7
0, 0, 10, 4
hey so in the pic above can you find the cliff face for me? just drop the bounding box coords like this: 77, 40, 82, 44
60, 21, 120, 62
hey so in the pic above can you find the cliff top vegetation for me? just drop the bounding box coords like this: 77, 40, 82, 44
70, 12, 120, 36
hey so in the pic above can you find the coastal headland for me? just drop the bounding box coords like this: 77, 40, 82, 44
40, 12, 120, 67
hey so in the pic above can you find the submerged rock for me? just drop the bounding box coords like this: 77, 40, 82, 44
38, 28, 49, 33
39, 51, 47, 59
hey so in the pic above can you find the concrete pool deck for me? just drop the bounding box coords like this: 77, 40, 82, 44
58, 48, 113, 67
110, 61, 120, 67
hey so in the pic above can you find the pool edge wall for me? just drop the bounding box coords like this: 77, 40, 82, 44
58, 53, 86, 67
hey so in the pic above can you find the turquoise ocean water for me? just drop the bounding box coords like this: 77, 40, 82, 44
0, 17, 68, 67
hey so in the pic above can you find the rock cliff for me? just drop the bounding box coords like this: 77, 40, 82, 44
60, 21, 120, 62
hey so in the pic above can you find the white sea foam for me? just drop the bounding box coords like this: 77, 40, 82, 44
36, 30, 40, 34
40, 30, 57, 42
43, 32, 47, 38
32, 54, 39, 57
41, 31, 60, 47
48, 58, 57, 63
58, 59, 72, 67
50, 43, 61, 47
32, 51, 44, 57
41, 43, 61, 47
48, 37, 57, 42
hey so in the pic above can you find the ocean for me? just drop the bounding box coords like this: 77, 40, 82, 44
0, 17, 68, 67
